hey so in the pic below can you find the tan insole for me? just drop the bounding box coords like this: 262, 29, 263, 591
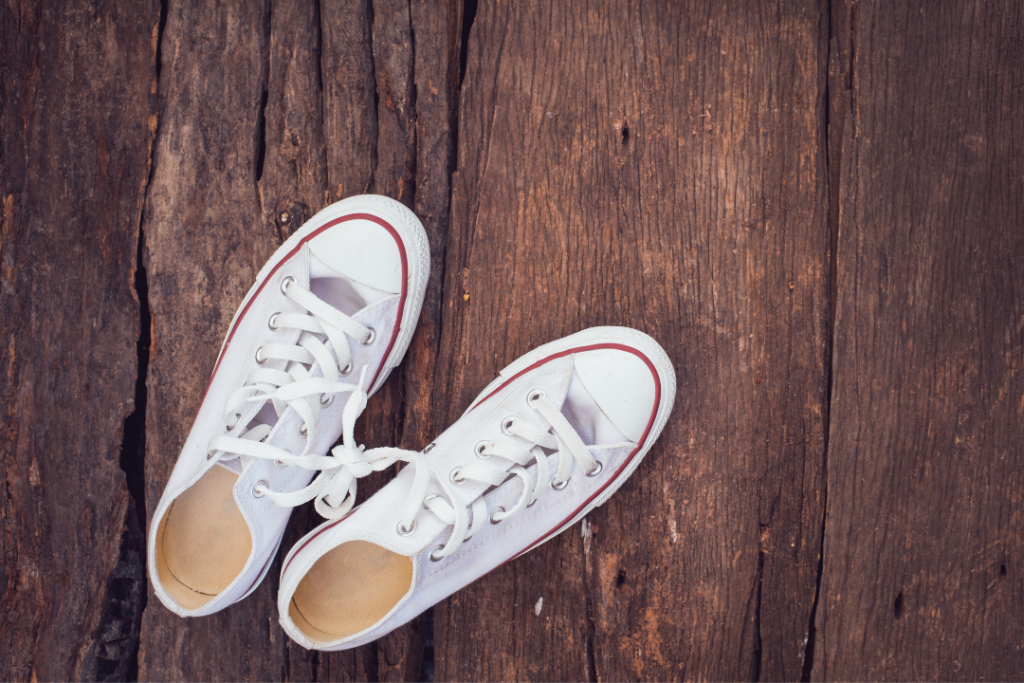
155, 466, 252, 610
289, 541, 413, 641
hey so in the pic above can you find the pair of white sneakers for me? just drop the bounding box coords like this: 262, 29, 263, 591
148, 195, 677, 650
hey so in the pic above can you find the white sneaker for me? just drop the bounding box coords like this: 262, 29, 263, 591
148, 195, 430, 616
277, 326, 676, 650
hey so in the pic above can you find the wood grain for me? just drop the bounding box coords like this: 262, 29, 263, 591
135, 0, 461, 679
433, 0, 830, 679
320, 0, 376, 203
3, 0, 1023, 679
0, 0, 159, 680
260, 0, 329, 242
136, 1, 288, 679
814, 1, 1024, 679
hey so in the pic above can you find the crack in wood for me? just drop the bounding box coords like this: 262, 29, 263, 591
82, 0, 166, 678
8, 0, 1022, 679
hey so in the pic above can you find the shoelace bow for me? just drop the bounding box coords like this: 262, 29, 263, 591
206, 276, 398, 519
366, 389, 602, 560
203, 278, 600, 533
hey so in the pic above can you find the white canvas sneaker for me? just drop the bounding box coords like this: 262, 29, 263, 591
148, 195, 429, 616
277, 326, 676, 650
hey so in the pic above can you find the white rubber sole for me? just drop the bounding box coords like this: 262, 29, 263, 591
467, 326, 678, 558
220, 194, 431, 396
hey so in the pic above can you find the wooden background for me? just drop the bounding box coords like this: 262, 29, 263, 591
2, 0, 1022, 680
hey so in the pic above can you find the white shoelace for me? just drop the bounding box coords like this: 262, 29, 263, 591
351, 389, 602, 559
206, 276, 392, 519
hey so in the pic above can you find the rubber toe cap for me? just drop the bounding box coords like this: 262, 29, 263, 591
308, 217, 403, 294
573, 347, 658, 443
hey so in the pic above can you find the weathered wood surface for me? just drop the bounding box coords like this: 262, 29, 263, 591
1, 0, 1022, 680
136, 2, 288, 680
136, 0, 460, 680
0, 1, 159, 680
813, 2, 1024, 679
434, 1, 830, 680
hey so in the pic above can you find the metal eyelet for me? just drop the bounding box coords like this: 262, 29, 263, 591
207, 448, 217, 461
255, 346, 268, 364
550, 477, 569, 491
340, 362, 353, 376
428, 546, 445, 562
275, 459, 288, 469
474, 440, 491, 458
527, 498, 538, 507
490, 507, 505, 524
251, 480, 269, 498
586, 461, 604, 477
361, 327, 376, 346
320, 394, 334, 407
227, 411, 242, 428
396, 520, 417, 537
501, 417, 517, 435
280, 276, 295, 294
527, 389, 546, 407
422, 442, 436, 453
299, 422, 308, 436
450, 468, 466, 485
268, 312, 282, 331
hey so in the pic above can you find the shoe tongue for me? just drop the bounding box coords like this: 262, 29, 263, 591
308, 254, 392, 314
561, 371, 630, 446
510, 354, 626, 444
308, 252, 345, 279
520, 354, 575, 409
216, 457, 243, 475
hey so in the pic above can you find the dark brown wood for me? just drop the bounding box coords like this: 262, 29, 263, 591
136, 1, 287, 679
134, 0, 461, 680
320, 0, 376, 203
299, 1, 462, 681
4, 0, 1024, 679
433, 1, 830, 679
260, 0, 329, 242
0, 1, 159, 680
813, 1, 1024, 679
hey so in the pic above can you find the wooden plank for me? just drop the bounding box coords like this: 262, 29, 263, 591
299, 1, 463, 680
404, 0, 463, 479
136, 1, 287, 679
320, 0, 376, 202
434, 0, 830, 680
356, 4, 422, 677
298, 0, 420, 679
275, 1, 383, 679
0, 0, 159, 680
814, 1, 1024, 679
136, 0, 461, 679
259, 0, 329, 242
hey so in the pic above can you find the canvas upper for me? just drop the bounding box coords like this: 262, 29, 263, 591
148, 195, 429, 616
276, 326, 676, 649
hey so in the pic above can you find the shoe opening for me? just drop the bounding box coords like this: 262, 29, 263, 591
155, 466, 252, 610
289, 540, 413, 642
